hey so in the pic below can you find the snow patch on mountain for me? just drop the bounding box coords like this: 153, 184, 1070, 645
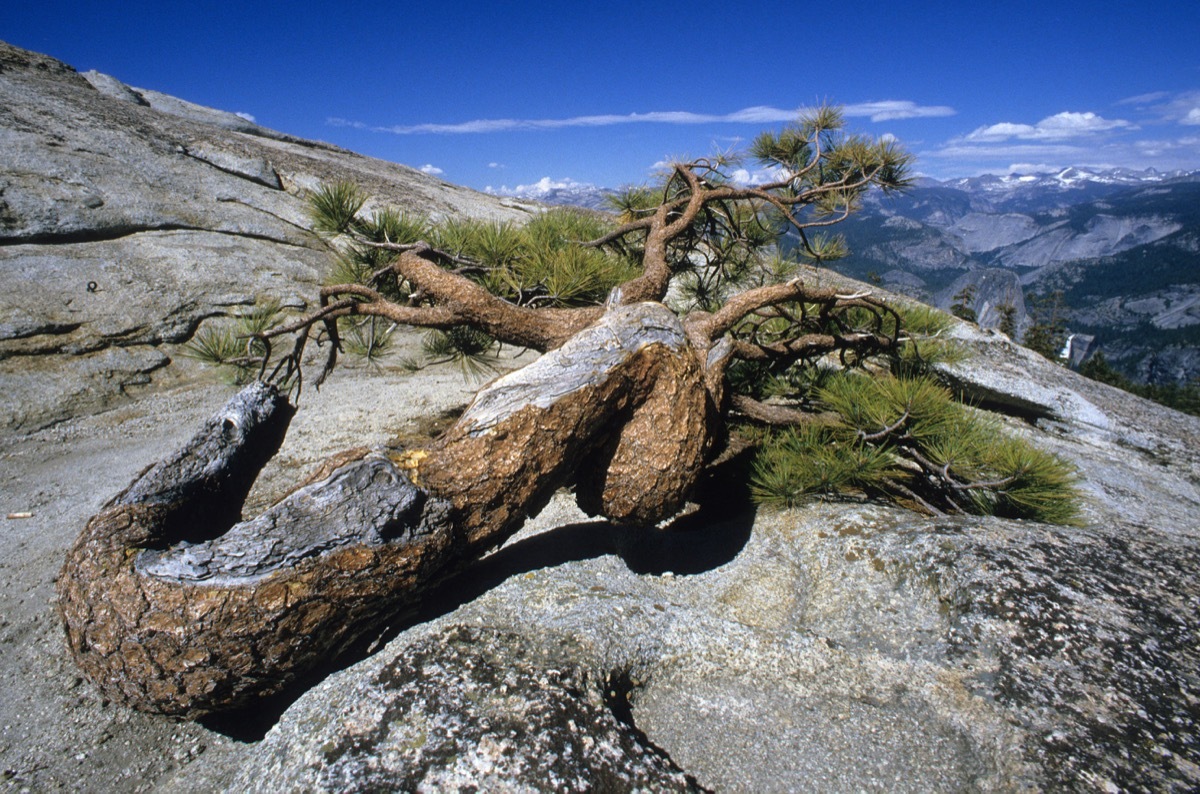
941, 166, 1185, 196
485, 177, 616, 211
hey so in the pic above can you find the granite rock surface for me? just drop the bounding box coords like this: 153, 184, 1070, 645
0, 40, 534, 432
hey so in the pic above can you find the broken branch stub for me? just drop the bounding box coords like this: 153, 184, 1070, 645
58, 303, 713, 717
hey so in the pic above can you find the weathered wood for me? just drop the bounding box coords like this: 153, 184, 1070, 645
57, 385, 456, 717
58, 303, 713, 717
112, 381, 296, 546
423, 303, 714, 537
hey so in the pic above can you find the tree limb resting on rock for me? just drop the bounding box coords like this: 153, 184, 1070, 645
58, 304, 713, 717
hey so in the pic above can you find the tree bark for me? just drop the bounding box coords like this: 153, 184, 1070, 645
58, 303, 714, 717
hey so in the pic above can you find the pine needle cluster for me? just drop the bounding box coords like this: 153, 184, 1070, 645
416, 326, 499, 379
309, 186, 642, 364
313, 188, 638, 308
889, 301, 965, 376
749, 372, 1081, 524
338, 317, 395, 370
181, 298, 284, 383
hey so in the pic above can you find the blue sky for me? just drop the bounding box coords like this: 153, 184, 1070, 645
4, 1, 1200, 193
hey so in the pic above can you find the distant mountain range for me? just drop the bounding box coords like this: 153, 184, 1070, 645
505, 166, 1200, 386
833, 166, 1200, 385
927, 165, 1196, 197
486, 178, 617, 212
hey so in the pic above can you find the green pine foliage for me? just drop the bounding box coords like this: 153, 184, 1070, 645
901, 303, 954, 336
308, 181, 366, 235
996, 303, 1018, 338
749, 372, 1081, 524
181, 298, 284, 384
339, 317, 395, 369
307, 186, 648, 368
1023, 290, 1068, 361
310, 185, 640, 311
725, 298, 960, 402
180, 324, 245, 368
604, 185, 658, 223
360, 207, 431, 246
420, 326, 499, 379
420, 210, 639, 307
750, 424, 903, 506
890, 302, 964, 377
962, 436, 1083, 524
950, 284, 977, 323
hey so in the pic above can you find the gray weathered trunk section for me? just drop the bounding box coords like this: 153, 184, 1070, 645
135, 454, 432, 585
57, 382, 456, 717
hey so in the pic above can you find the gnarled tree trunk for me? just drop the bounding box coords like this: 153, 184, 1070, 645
58, 303, 715, 717
58, 109, 915, 718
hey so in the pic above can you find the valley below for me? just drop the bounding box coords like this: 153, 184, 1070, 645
828, 169, 1200, 385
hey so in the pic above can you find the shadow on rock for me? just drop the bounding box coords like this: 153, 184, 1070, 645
202, 450, 757, 741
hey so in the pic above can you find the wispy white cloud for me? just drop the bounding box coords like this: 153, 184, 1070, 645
843, 101, 955, 122
488, 162, 506, 169
327, 100, 954, 135
235, 111, 256, 123
1132, 135, 1200, 157
963, 111, 1134, 143
1151, 90, 1200, 125
927, 142, 1088, 161
922, 133, 1200, 178
646, 157, 789, 185
419, 164, 444, 175
919, 98, 1200, 178
1116, 91, 1171, 106
1116, 89, 1200, 125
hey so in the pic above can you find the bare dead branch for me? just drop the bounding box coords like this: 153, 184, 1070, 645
353, 236, 481, 270
729, 394, 842, 428
859, 409, 910, 443
687, 279, 839, 341
882, 477, 947, 517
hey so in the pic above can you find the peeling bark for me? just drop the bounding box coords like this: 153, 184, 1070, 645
58, 303, 714, 717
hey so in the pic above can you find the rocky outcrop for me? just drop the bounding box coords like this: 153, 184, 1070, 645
224, 625, 697, 792
1137, 345, 1200, 385
948, 211, 1042, 253
936, 267, 1027, 332
0, 40, 535, 431
166, 312, 1200, 792
994, 214, 1182, 272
